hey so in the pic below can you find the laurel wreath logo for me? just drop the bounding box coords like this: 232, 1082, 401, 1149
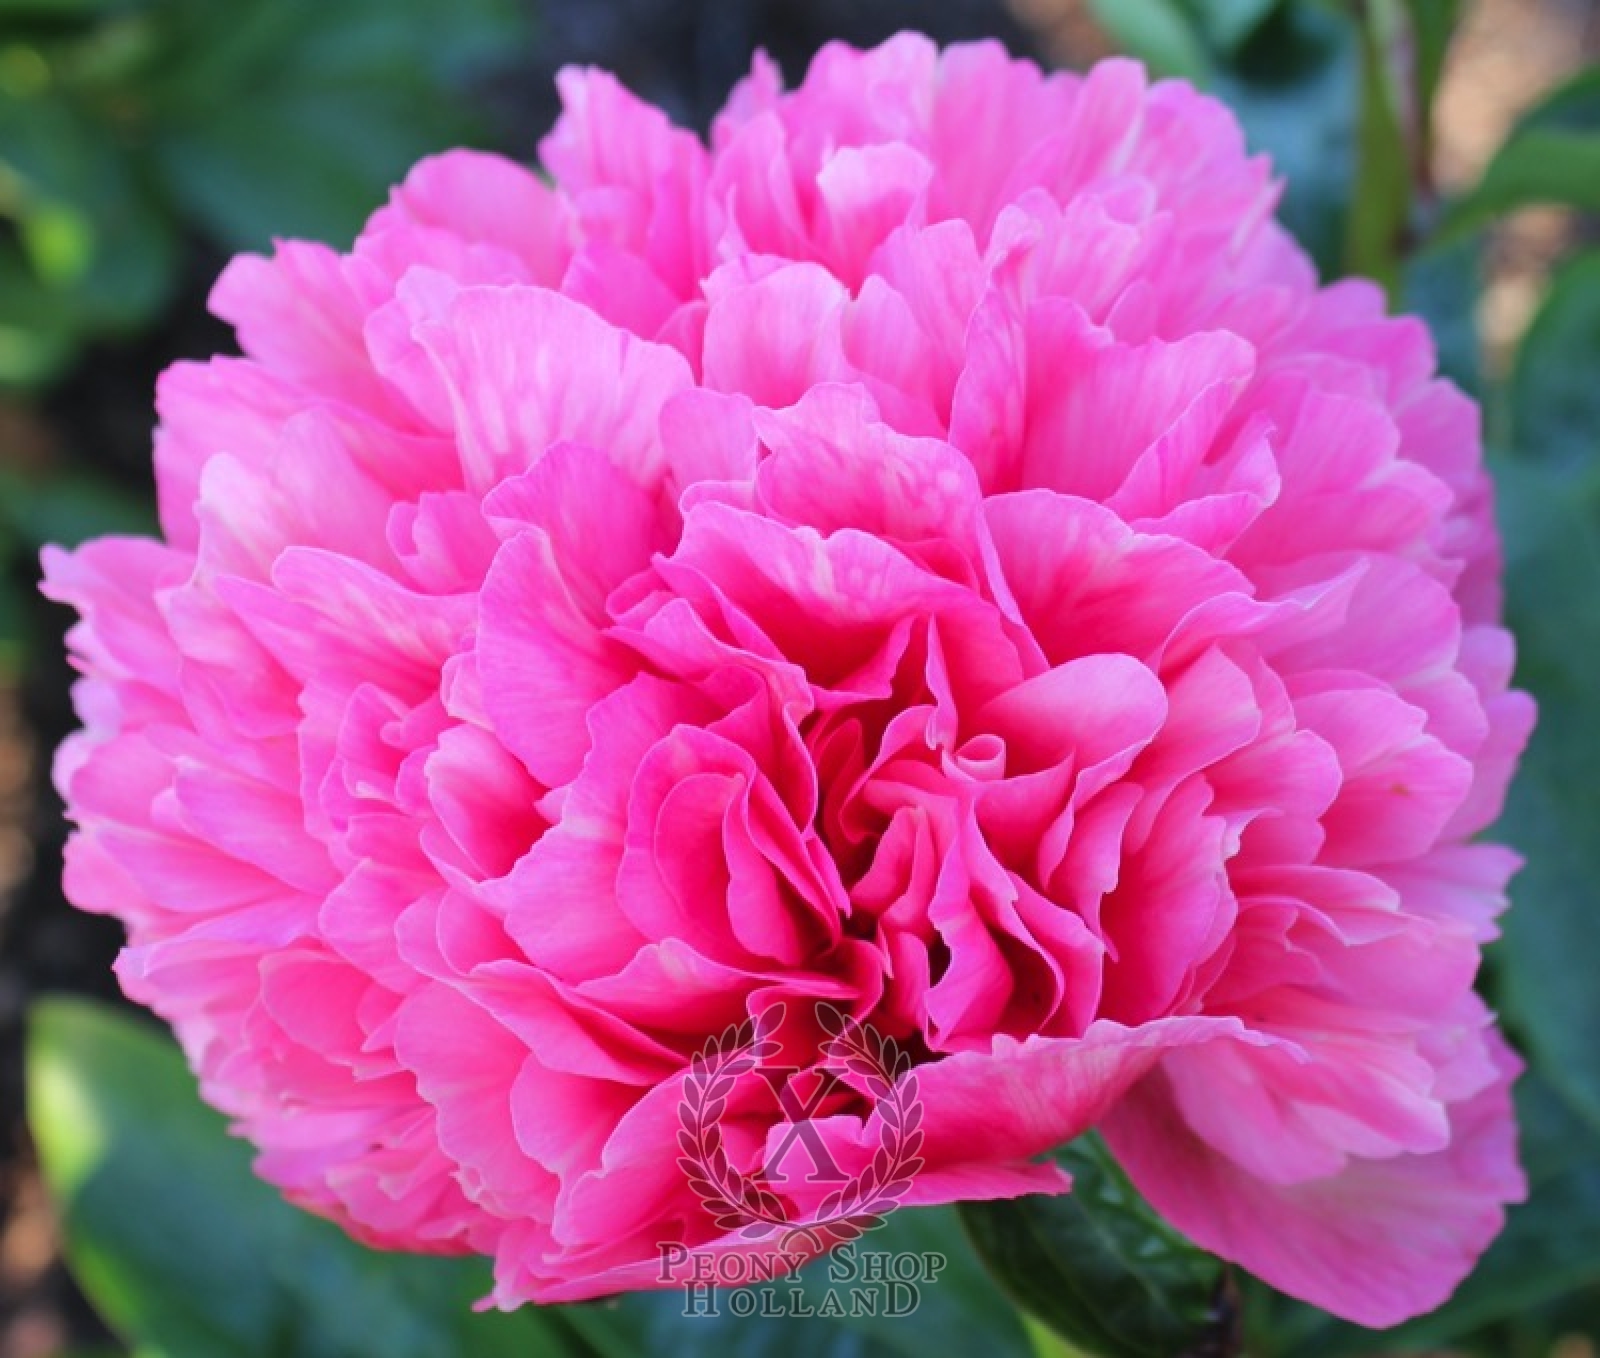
675, 1000, 925, 1255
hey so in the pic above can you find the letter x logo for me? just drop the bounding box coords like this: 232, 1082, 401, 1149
753, 1064, 849, 1184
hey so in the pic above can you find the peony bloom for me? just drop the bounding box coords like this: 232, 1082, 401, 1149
46, 33, 1532, 1327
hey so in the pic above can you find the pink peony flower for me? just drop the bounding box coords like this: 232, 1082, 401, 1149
46, 33, 1532, 1327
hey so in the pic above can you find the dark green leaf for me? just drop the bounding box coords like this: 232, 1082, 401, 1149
1439, 68, 1600, 239
1490, 258, 1600, 1139
45, 12, 169, 96
0, 468, 156, 546
1215, 3, 1358, 281
27, 996, 591, 1358
1493, 457, 1600, 1138
0, 575, 30, 678
1510, 64, 1600, 135
800, 1208, 1033, 1358
0, 89, 178, 340
575, 1207, 1031, 1358
586, 1283, 895, 1358
0, 0, 124, 15
1506, 250, 1600, 474
584, 1293, 893, 1358
1402, 0, 1461, 126
1180, 0, 1282, 57
1400, 232, 1481, 392
141, 0, 521, 116
959, 1133, 1229, 1358
145, 0, 526, 251
0, 246, 80, 385
151, 92, 443, 250
1442, 128, 1600, 238
1086, 0, 1211, 82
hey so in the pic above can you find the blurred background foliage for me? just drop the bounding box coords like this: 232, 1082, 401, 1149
0, 0, 529, 679
0, 0, 527, 385
1, 1, 1597, 1356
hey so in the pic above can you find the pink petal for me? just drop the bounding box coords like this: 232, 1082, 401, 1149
414, 285, 693, 493
1104, 1034, 1525, 1327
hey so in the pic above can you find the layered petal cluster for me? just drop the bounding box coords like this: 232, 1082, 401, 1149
47, 33, 1532, 1326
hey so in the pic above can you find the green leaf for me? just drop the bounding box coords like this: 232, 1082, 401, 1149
583, 1285, 896, 1358
1524, 67, 1600, 130
18, 198, 92, 284
1400, 231, 1481, 392
1489, 257, 1600, 1139
1086, 0, 1211, 82
0, 468, 156, 547
0, 246, 79, 385
1180, 0, 1281, 57
1214, 3, 1358, 281
1442, 128, 1600, 237
151, 89, 465, 251
27, 996, 590, 1358
1493, 463, 1600, 1140
805, 1208, 1034, 1358
1021, 1313, 1098, 1358
958, 1133, 1230, 1358
1402, 0, 1461, 128
1505, 250, 1600, 474
144, 0, 526, 251
0, 88, 178, 346
0, 575, 30, 679
0, 0, 123, 15
1439, 68, 1600, 239
575, 1206, 1031, 1358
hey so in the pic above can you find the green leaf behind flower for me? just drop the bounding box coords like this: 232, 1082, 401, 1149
574, 1206, 1033, 1358
957, 1132, 1229, 1358
1085, 0, 1211, 82
1505, 250, 1600, 474
27, 995, 590, 1358
1438, 68, 1600, 240
143, 0, 527, 252
1492, 256, 1600, 1136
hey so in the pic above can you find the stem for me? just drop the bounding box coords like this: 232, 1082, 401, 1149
1346, 0, 1414, 296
